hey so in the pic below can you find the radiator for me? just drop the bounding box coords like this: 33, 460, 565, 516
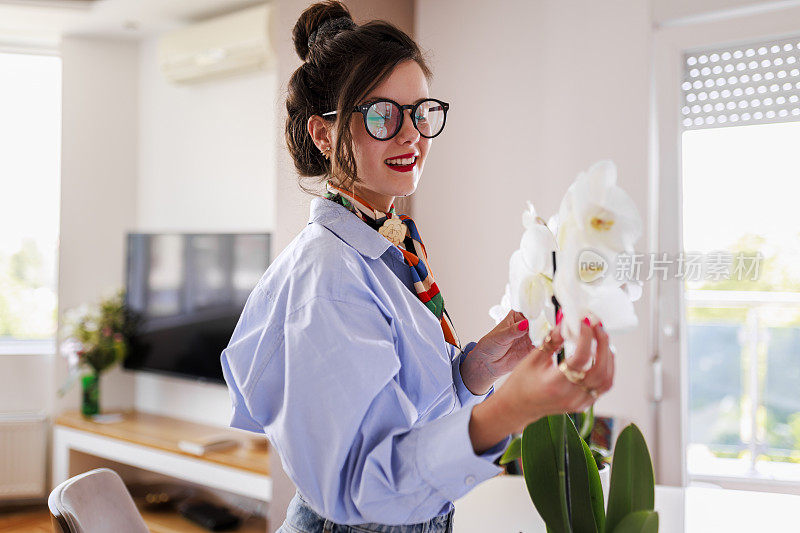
0, 414, 47, 499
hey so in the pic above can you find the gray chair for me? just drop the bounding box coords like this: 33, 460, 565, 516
48, 467, 149, 533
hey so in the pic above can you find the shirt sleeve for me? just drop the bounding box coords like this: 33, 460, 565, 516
221, 293, 512, 526
451, 341, 496, 410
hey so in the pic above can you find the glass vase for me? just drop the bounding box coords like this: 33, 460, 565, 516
81, 372, 100, 417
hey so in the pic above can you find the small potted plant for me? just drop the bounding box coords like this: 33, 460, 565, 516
58, 288, 142, 417
502, 415, 658, 532
490, 161, 657, 531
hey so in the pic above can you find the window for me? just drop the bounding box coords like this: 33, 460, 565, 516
681, 34, 800, 483
0, 51, 62, 355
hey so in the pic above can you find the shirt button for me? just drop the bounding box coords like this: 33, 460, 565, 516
465, 475, 476, 485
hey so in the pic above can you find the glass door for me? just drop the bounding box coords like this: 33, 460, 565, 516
674, 34, 800, 488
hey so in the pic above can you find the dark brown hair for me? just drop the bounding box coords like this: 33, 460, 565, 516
285, 0, 432, 197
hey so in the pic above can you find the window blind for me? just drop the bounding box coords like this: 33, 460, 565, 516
681, 34, 800, 130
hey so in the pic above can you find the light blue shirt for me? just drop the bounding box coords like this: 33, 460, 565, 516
220, 196, 512, 526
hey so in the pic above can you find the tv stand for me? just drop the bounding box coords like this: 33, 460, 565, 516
53, 410, 275, 531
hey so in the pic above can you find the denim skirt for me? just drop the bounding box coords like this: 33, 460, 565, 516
277, 489, 455, 533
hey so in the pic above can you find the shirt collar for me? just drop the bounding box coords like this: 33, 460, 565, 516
308, 196, 395, 260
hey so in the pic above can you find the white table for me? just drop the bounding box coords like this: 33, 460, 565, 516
453, 475, 800, 532
52, 411, 271, 509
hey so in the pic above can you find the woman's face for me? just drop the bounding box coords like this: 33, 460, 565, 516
342, 60, 431, 212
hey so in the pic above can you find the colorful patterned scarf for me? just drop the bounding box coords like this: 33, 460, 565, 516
323, 180, 461, 350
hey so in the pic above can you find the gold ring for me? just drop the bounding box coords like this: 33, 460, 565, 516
558, 360, 586, 384
544, 334, 552, 345
585, 387, 599, 400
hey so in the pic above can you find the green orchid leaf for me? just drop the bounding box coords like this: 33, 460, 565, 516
565, 416, 599, 533
500, 436, 522, 465
581, 431, 606, 532
548, 414, 570, 531
605, 424, 655, 533
521, 415, 570, 533
611, 510, 659, 533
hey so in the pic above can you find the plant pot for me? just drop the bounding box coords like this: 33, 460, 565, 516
81, 372, 100, 417
455, 470, 611, 533
455, 475, 547, 532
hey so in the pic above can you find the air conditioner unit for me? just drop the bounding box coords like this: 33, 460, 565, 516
158, 3, 275, 84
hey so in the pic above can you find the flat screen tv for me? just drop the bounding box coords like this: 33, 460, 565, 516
123, 233, 271, 383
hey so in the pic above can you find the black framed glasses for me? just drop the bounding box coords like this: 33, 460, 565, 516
321, 98, 449, 141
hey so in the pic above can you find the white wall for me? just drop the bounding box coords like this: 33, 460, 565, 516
57, 36, 140, 415
413, 0, 656, 461
136, 37, 277, 233
1, 355, 51, 413
651, 0, 800, 25
134, 36, 277, 427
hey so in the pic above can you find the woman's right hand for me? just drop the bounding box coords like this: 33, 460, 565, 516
503, 320, 614, 432
469, 319, 614, 454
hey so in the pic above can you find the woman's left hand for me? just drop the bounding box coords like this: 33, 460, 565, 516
460, 310, 533, 394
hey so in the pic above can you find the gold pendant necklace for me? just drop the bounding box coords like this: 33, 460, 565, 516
378, 217, 406, 247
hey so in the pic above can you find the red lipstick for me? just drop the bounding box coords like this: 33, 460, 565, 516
384, 153, 418, 173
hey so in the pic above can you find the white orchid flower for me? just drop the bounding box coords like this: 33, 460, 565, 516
552, 160, 643, 347
488, 283, 512, 324
586, 284, 638, 332
528, 299, 556, 346
557, 160, 642, 255
508, 202, 559, 345
520, 203, 557, 275
620, 279, 643, 302
489, 278, 555, 347
490, 160, 643, 352
554, 260, 638, 347
546, 213, 559, 237
509, 250, 549, 321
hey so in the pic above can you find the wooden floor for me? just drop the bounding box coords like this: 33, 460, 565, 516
0, 508, 52, 533
0, 505, 269, 533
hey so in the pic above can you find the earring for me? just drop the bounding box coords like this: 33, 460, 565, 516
320, 145, 331, 159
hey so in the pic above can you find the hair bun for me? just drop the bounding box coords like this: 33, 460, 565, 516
292, 1, 355, 62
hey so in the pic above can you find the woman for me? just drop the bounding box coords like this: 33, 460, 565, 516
220, 2, 614, 532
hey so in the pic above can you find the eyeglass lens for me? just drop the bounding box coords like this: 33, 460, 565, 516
365, 100, 445, 139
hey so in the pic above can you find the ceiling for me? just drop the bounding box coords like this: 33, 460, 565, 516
0, 0, 267, 49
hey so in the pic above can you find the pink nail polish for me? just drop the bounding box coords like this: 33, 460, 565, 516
517, 319, 529, 331
583, 316, 591, 327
